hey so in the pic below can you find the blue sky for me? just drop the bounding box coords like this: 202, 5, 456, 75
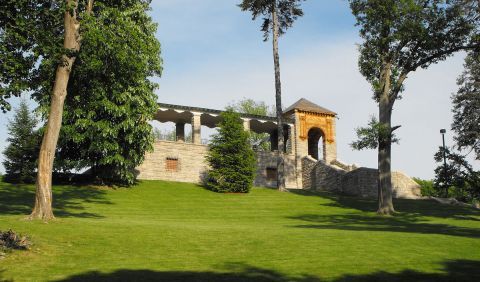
0, 0, 476, 179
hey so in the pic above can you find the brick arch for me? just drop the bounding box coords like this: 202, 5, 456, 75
298, 112, 335, 144
308, 127, 325, 160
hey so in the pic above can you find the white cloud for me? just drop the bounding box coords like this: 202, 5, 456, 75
155, 37, 476, 179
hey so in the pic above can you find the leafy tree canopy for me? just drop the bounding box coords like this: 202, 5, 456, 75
51, 1, 161, 185
351, 0, 479, 102
227, 98, 273, 151
0, 0, 162, 186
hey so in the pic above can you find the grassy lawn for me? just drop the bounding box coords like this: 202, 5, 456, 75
1, 180, 479, 282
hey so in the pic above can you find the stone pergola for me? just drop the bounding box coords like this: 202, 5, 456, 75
155, 103, 295, 153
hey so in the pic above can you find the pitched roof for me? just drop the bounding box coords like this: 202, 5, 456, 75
283, 98, 336, 116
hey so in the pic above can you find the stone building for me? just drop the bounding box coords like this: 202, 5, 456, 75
137, 98, 420, 198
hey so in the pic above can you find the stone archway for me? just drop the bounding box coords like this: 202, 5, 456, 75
308, 127, 325, 161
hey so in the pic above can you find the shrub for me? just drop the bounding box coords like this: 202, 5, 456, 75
413, 177, 436, 197
0, 230, 30, 259
206, 110, 256, 193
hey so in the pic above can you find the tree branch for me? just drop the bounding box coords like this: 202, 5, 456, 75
412, 44, 479, 70
391, 125, 401, 132
389, 70, 409, 108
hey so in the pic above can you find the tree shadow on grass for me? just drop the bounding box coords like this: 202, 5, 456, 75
49, 260, 480, 282
289, 189, 480, 221
0, 183, 111, 219
288, 212, 480, 238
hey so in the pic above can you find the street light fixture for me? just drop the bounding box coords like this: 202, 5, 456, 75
440, 129, 448, 198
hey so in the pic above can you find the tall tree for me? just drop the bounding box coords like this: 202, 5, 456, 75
30, 0, 94, 220
1, 0, 161, 220
452, 50, 480, 160
39, 1, 162, 186
1, 0, 94, 220
350, 0, 479, 214
239, 0, 305, 191
2, 100, 40, 184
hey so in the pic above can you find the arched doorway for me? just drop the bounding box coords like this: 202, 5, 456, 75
308, 127, 325, 161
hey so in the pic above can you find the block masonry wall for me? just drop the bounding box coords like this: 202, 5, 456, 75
137, 141, 209, 183
137, 141, 300, 188
302, 157, 421, 199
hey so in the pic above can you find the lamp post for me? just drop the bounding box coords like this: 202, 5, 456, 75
440, 129, 448, 198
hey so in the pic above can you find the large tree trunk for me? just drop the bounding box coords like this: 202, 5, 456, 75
29, 0, 81, 221
377, 62, 395, 215
272, 1, 286, 191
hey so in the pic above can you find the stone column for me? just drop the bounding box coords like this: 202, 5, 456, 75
270, 130, 278, 151
192, 113, 202, 144
243, 118, 251, 131
176, 122, 185, 142
324, 118, 337, 164
286, 124, 294, 154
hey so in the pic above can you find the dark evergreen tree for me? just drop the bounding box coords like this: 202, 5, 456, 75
2, 100, 40, 183
452, 51, 480, 160
206, 110, 257, 193
433, 146, 480, 201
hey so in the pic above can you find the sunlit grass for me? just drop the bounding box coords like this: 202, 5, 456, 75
0, 180, 479, 281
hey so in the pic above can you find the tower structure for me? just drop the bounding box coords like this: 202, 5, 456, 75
284, 98, 337, 163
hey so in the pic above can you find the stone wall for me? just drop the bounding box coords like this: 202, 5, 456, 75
304, 158, 421, 199
137, 141, 300, 188
255, 151, 298, 188
301, 157, 317, 190
341, 167, 378, 197
137, 141, 209, 183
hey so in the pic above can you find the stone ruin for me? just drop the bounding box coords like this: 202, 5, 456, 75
136, 98, 421, 198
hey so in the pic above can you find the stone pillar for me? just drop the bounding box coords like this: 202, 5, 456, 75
325, 141, 337, 164
243, 118, 250, 131
286, 124, 294, 154
192, 113, 202, 144
294, 111, 308, 188
270, 130, 278, 151
176, 122, 185, 142
324, 118, 337, 164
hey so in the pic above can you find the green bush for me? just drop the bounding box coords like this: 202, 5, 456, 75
413, 177, 436, 197
205, 110, 256, 193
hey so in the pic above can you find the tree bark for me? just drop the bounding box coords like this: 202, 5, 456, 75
272, 1, 286, 191
377, 62, 395, 215
29, 0, 81, 221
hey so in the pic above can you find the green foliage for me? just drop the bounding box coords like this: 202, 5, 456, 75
2, 100, 40, 184
238, 0, 305, 41
433, 146, 480, 201
452, 50, 480, 160
206, 111, 257, 193
0, 0, 85, 112
412, 177, 436, 197
227, 98, 273, 151
351, 116, 399, 150
350, 0, 479, 101
0, 1, 161, 186
34, 1, 162, 186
